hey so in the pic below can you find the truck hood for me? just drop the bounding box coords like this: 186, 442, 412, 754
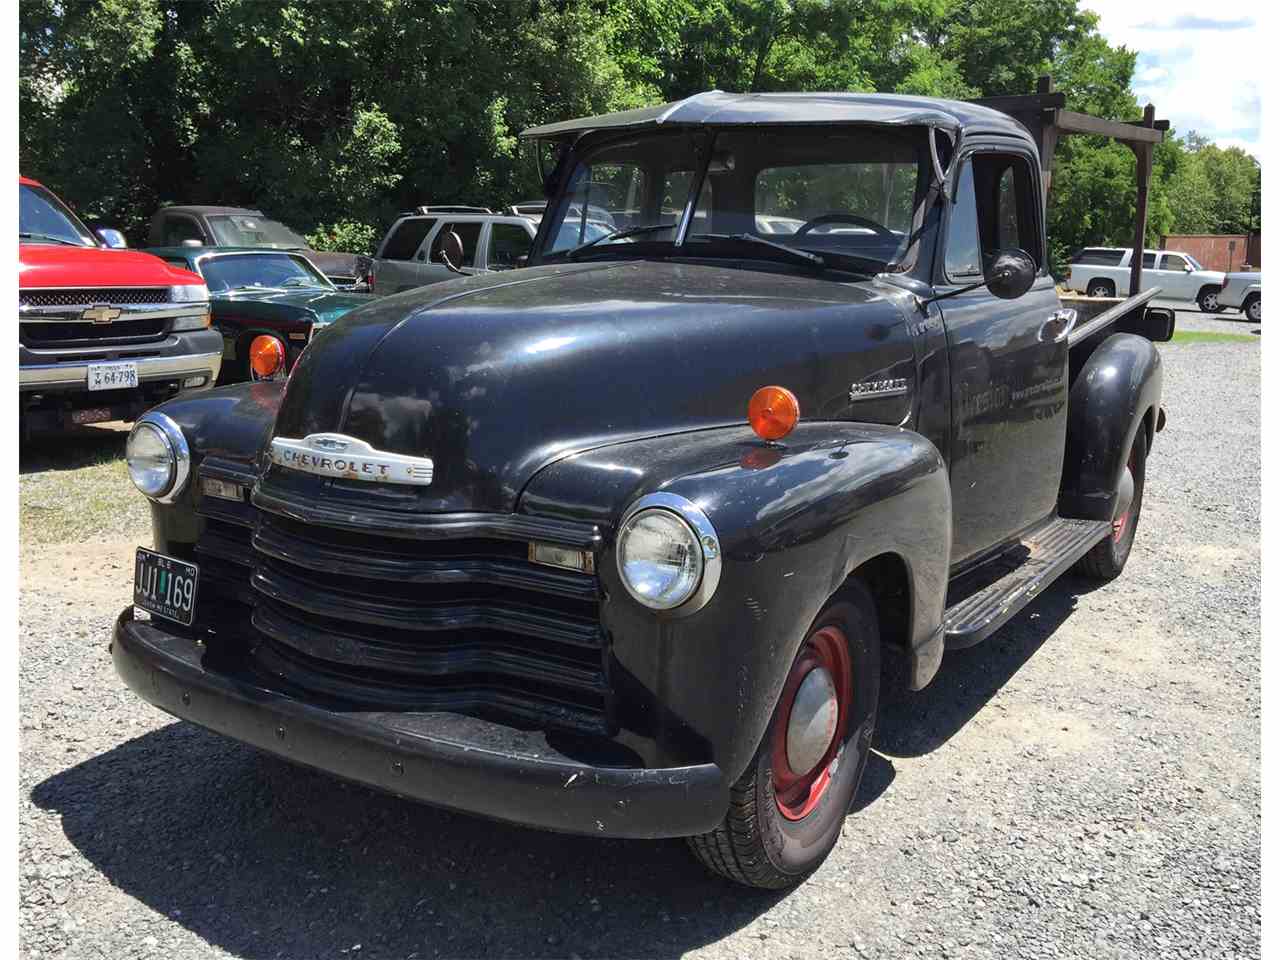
218, 288, 375, 326
19, 243, 201, 288
271, 259, 917, 513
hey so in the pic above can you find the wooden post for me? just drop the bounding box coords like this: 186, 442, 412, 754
1128, 104, 1156, 296
1036, 76, 1059, 197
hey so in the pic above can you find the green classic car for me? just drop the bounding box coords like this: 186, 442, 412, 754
146, 247, 375, 384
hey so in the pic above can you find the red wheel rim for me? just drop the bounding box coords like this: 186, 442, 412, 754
771, 625, 853, 821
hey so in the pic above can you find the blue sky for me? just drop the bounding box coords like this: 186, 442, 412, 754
1085, 1, 1262, 159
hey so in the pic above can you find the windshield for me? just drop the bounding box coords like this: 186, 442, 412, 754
538, 127, 927, 271
19, 183, 97, 247
199, 252, 331, 293
206, 214, 308, 249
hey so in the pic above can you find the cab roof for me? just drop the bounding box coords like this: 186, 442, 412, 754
520, 90, 1030, 141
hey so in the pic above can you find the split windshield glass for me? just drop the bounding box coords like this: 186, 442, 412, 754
539, 127, 927, 272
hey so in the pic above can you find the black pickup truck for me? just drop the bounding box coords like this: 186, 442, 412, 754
112, 90, 1173, 888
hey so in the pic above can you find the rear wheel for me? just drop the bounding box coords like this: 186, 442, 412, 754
1087, 279, 1115, 299
1244, 293, 1261, 323
1197, 286, 1225, 313
1075, 429, 1147, 580
687, 582, 880, 888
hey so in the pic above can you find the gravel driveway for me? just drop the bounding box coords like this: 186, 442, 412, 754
19, 332, 1260, 959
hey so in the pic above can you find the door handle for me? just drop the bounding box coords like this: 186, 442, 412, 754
1039, 308, 1077, 343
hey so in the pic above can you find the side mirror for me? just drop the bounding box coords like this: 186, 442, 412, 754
986, 248, 1037, 300
436, 230, 465, 274
180, 238, 203, 248
95, 227, 127, 249
1184, 265, 1194, 273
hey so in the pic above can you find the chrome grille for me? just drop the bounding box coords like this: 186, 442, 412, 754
20, 287, 170, 307
193, 486, 610, 734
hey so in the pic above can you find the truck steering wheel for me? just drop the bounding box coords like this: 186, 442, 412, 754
793, 213, 896, 239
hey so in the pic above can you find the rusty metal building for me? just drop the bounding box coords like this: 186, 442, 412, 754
1161, 233, 1261, 271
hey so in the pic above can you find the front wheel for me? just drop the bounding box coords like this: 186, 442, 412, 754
1198, 287, 1226, 313
1244, 293, 1261, 323
687, 582, 880, 888
1075, 429, 1147, 580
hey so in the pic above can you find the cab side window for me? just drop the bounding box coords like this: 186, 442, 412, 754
970, 153, 1042, 269
164, 216, 204, 246
1161, 253, 1188, 271
431, 221, 482, 267
944, 162, 983, 281
1142, 252, 1157, 269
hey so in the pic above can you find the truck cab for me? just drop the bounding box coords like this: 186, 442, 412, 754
109, 91, 1172, 889
19, 177, 222, 435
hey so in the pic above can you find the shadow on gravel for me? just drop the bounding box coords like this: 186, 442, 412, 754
20, 422, 128, 474
875, 574, 1105, 758
32, 720, 798, 959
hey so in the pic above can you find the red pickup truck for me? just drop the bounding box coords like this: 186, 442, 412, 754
19, 177, 223, 436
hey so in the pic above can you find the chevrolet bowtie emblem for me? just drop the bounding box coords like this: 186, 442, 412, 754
269, 433, 434, 486
82, 304, 123, 325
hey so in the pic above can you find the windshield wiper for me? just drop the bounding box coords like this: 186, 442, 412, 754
564, 223, 675, 259
19, 232, 85, 247
690, 233, 826, 270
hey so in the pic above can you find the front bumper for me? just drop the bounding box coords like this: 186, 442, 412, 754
112, 609, 727, 839
19, 347, 223, 391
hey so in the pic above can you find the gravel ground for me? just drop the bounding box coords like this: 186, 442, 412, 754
19, 327, 1259, 959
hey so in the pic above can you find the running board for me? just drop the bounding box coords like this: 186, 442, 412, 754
943, 517, 1111, 649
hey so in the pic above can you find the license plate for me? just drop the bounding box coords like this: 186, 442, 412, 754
133, 548, 200, 626
70, 407, 114, 425
88, 361, 138, 391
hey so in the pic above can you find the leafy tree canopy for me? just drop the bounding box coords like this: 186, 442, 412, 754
20, 0, 1258, 261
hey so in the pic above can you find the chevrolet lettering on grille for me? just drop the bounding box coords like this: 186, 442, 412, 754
269, 433, 434, 485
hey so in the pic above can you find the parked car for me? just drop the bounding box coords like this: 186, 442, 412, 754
370, 209, 539, 294
113, 90, 1173, 889
147, 246, 375, 384
1064, 246, 1226, 312
19, 176, 220, 435
1217, 271, 1261, 322
146, 205, 373, 292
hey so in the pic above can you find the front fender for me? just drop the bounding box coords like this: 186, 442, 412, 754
1060, 333, 1163, 521
520, 421, 950, 783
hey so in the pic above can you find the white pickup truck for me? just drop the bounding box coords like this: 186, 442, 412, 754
1065, 247, 1227, 312
1218, 271, 1261, 322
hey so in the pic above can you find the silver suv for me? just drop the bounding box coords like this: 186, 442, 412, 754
370, 207, 537, 295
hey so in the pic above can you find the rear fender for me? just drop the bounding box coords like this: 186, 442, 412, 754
520, 422, 951, 782
1059, 333, 1162, 521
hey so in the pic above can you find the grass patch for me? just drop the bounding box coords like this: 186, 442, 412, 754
20, 426, 151, 546
1170, 330, 1257, 344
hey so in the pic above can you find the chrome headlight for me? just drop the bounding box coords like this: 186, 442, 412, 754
126, 412, 191, 503
615, 493, 721, 613
169, 282, 209, 303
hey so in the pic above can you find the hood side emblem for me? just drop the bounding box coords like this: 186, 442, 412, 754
270, 433, 434, 486
849, 378, 909, 402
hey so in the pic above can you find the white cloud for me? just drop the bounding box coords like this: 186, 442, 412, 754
1081, 0, 1263, 159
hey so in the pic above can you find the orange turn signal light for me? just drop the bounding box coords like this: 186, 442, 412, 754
748, 385, 799, 441
249, 335, 285, 380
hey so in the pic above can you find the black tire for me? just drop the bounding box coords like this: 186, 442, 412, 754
1197, 286, 1226, 314
1086, 279, 1115, 299
1075, 429, 1147, 580
687, 581, 880, 889
1244, 293, 1261, 323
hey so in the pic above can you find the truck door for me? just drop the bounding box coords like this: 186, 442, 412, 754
1154, 251, 1193, 300
937, 151, 1070, 565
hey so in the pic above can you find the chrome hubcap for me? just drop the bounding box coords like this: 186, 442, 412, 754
1113, 460, 1135, 541
786, 666, 838, 776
